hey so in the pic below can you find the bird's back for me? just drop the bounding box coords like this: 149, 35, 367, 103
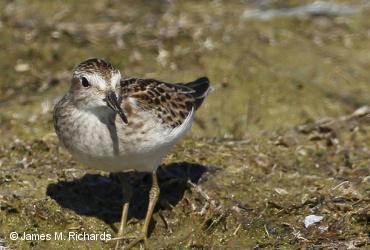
119, 77, 211, 129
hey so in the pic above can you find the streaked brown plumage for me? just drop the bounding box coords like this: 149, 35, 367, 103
120, 77, 210, 128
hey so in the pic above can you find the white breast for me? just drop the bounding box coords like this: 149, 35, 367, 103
59, 106, 194, 173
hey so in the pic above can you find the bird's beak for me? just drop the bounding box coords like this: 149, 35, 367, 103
104, 91, 128, 124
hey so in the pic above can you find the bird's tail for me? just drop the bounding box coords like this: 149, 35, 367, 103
184, 77, 212, 110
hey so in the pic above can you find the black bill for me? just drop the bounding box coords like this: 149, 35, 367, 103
104, 91, 128, 124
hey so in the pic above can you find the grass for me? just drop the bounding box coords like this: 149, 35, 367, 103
0, 0, 369, 249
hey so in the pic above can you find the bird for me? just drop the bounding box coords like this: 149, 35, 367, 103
53, 58, 212, 249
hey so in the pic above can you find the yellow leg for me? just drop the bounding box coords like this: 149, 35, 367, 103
124, 171, 160, 249
115, 175, 132, 250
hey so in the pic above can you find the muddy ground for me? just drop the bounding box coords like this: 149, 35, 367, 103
0, 1, 369, 249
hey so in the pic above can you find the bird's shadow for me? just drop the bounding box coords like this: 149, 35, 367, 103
46, 162, 209, 228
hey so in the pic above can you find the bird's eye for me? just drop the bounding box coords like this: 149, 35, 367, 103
81, 77, 90, 88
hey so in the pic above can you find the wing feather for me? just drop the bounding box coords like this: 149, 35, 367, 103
119, 77, 210, 129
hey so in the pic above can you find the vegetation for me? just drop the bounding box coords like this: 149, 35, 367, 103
0, 0, 369, 249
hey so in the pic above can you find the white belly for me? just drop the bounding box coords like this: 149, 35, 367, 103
58, 107, 193, 172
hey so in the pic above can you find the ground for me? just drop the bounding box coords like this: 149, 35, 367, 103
0, 1, 369, 249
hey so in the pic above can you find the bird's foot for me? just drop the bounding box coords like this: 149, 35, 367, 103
110, 232, 147, 250
113, 234, 128, 250
120, 232, 148, 250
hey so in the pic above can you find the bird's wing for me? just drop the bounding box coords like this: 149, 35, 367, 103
119, 77, 210, 129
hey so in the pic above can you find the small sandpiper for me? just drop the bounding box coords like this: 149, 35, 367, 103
53, 58, 211, 249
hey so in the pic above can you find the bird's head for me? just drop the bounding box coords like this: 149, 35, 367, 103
70, 58, 128, 123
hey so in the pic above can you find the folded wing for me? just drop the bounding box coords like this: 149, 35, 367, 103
120, 77, 211, 129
